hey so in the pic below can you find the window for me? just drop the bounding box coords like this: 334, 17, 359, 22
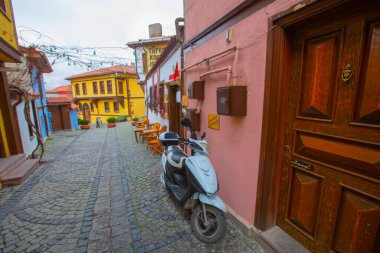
0, 0, 6, 13
107, 80, 112, 94
114, 102, 119, 113
82, 83, 87, 95
159, 83, 164, 112
93, 82, 98, 94
29, 101, 38, 138
149, 86, 153, 108
100, 81, 105, 94
153, 86, 157, 110
104, 102, 110, 112
90, 103, 94, 112
75, 84, 80, 95
118, 81, 123, 94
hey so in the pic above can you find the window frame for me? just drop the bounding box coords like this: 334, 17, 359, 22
82, 83, 87, 95
113, 102, 119, 113
0, 0, 6, 14
118, 81, 123, 94
104, 102, 110, 112
100, 81, 105, 94
75, 83, 80, 95
107, 80, 112, 94
159, 83, 164, 112
93, 82, 98, 94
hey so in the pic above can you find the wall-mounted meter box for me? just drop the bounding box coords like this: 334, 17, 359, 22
217, 86, 247, 116
186, 109, 201, 131
188, 81, 204, 100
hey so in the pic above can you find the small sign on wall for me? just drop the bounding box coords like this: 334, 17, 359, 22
182, 95, 188, 107
208, 114, 220, 130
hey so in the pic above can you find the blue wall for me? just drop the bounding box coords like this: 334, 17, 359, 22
31, 67, 52, 139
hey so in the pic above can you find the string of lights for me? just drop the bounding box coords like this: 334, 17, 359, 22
17, 26, 140, 72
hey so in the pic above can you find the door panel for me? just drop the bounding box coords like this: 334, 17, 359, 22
295, 131, 380, 179
298, 32, 341, 121
288, 168, 323, 236
278, 3, 380, 252
354, 20, 380, 126
333, 189, 380, 253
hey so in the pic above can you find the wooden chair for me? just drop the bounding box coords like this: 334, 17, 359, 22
133, 118, 149, 142
147, 125, 167, 156
141, 123, 160, 143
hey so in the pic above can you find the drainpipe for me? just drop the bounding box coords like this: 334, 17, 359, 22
176, 17, 185, 137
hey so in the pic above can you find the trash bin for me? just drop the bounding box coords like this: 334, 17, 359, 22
96, 117, 103, 128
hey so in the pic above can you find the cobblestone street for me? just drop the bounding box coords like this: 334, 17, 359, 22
0, 123, 264, 253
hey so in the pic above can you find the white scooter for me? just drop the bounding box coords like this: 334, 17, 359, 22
159, 118, 227, 243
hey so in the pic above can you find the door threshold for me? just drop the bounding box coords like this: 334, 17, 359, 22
254, 226, 310, 253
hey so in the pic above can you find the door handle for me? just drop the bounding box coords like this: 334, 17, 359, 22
341, 64, 352, 82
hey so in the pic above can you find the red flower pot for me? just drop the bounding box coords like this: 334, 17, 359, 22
80, 125, 90, 130
107, 123, 116, 128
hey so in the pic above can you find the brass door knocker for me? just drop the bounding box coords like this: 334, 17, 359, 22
342, 64, 352, 82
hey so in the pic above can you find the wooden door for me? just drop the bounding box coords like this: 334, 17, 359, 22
83, 103, 91, 122
277, 2, 380, 252
49, 106, 64, 131
168, 85, 180, 134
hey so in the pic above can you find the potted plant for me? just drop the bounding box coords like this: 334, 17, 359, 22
131, 117, 139, 126
107, 117, 117, 128
79, 119, 90, 130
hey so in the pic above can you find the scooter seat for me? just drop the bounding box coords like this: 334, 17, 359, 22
167, 146, 187, 169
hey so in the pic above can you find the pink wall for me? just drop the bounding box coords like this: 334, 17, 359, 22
185, 0, 245, 40
184, 0, 301, 226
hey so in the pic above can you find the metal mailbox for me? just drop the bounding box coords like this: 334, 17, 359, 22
216, 86, 247, 116
188, 81, 204, 100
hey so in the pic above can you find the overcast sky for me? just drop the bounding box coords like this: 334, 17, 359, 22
13, 0, 184, 89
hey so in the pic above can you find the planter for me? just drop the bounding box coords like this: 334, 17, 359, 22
80, 125, 90, 130
107, 123, 116, 128
131, 121, 137, 126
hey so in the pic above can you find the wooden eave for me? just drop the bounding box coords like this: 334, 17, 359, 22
0, 36, 22, 63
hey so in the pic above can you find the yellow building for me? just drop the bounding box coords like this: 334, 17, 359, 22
0, 0, 23, 158
66, 65, 145, 124
126, 23, 171, 83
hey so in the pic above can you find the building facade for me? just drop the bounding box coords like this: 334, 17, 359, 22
66, 65, 144, 124
23, 47, 53, 141
145, 36, 182, 133
0, 0, 40, 187
183, 0, 380, 252
0, 0, 23, 158
126, 23, 171, 83
46, 85, 79, 131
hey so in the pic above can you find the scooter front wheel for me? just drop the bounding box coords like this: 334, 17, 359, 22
191, 204, 226, 244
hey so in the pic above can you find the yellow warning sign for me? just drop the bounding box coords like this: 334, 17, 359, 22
208, 114, 220, 130
182, 95, 188, 107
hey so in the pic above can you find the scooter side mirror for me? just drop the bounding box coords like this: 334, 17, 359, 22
181, 118, 192, 128
201, 132, 206, 139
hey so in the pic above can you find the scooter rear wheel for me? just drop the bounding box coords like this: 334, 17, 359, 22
191, 204, 226, 244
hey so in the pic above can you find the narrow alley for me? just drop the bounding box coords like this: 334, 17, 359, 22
0, 123, 263, 253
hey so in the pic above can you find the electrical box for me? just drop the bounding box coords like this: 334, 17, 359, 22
217, 86, 247, 116
188, 81, 204, 100
186, 109, 201, 131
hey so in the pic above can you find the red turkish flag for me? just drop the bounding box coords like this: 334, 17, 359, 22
170, 62, 179, 81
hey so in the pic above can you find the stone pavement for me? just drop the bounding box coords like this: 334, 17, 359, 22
0, 123, 264, 253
